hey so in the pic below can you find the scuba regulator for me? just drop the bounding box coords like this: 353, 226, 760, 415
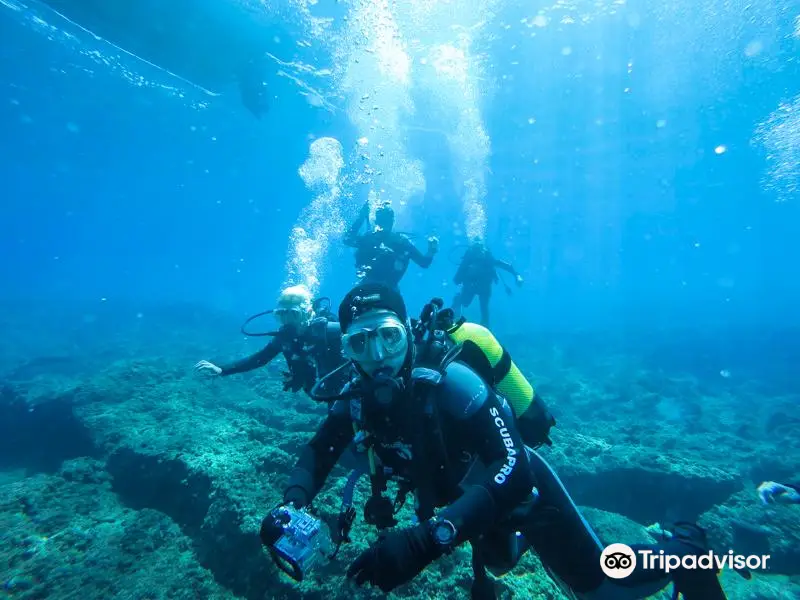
413, 297, 464, 368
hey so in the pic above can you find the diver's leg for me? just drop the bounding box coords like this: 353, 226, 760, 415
521, 449, 726, 600
453, 289, 464, 318
473, 529, 525, 577
457, 289, 476, 321
479, 290, 490, 327
472, 478, 538, 575
470, 541, 497, 600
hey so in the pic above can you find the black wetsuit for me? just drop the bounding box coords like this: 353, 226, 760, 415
282, 361, 725, 599
220, 319, 345, 394
285, 362, 533, 542
454, 247, 517, 327
344, 228, 434, 290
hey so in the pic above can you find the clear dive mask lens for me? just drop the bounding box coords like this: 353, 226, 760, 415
342, 322, 407, 361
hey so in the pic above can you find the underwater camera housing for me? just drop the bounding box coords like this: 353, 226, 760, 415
262, 505, 333, 581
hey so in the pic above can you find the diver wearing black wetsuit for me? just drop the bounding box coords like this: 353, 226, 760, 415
217, 319, 343, 393
453, 239, 522, 327
344, 201, 438, 290
195, 286, 346, 395
262, 283, 727, 600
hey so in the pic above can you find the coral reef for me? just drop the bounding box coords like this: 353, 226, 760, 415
0, 302, 797, 599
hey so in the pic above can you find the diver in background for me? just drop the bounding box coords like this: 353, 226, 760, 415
344, 200, 439, 290
260, 283, 727, 600
453, 238, 523, 327
758, 481, 800, 505
194, 285, 346, 395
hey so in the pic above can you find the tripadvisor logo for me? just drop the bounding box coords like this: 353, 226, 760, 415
600, 543, 770, 579
601, 544, 638, 579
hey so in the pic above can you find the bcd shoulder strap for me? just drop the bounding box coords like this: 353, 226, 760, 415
408, 364, 453, 520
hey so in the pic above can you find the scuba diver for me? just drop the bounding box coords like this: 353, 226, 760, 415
453, 238, 523, 327
343, 200, 439, 290
259, 283, 728, 600
194, 285, 346, 396
758, 481, 800, 505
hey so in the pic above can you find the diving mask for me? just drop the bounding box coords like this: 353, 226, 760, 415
342, 311, 408, 376
274, 306, 309, 328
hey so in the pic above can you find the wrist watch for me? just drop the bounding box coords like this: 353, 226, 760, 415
428, 516, 458, 548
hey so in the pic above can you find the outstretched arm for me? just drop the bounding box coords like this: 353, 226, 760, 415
494, 259, 517, 275
404, 236, 438, 269
219, 337, 282, 376
283, 404, 355, 507
344, 202, 371, 248
495, 258, 523, 286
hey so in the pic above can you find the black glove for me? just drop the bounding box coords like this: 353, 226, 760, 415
260, 508, 286, 548
364, 494, 397, 529
346, 523, 442, 592
283, 486, 309, 509
282, 372, 303, 392
283, 360, 316, 392
259, 489, 312, 548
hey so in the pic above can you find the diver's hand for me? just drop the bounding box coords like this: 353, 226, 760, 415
427, 236, 439, 255
259, 506, 289, 548
194, 360, 222, 375
758, 481, 800, 505
282, 371, 305, 393
515, 274, 524, 287
346, 524, 441, 592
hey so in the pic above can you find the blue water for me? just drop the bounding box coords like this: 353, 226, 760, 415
1, 0, 796, 334
1, 0, 800, 598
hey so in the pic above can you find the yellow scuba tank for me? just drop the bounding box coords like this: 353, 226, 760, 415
445, 320, 556, 448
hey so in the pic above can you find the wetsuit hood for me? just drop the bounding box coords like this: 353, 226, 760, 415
374, 202, 395, 231
338, 283, 408, 331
